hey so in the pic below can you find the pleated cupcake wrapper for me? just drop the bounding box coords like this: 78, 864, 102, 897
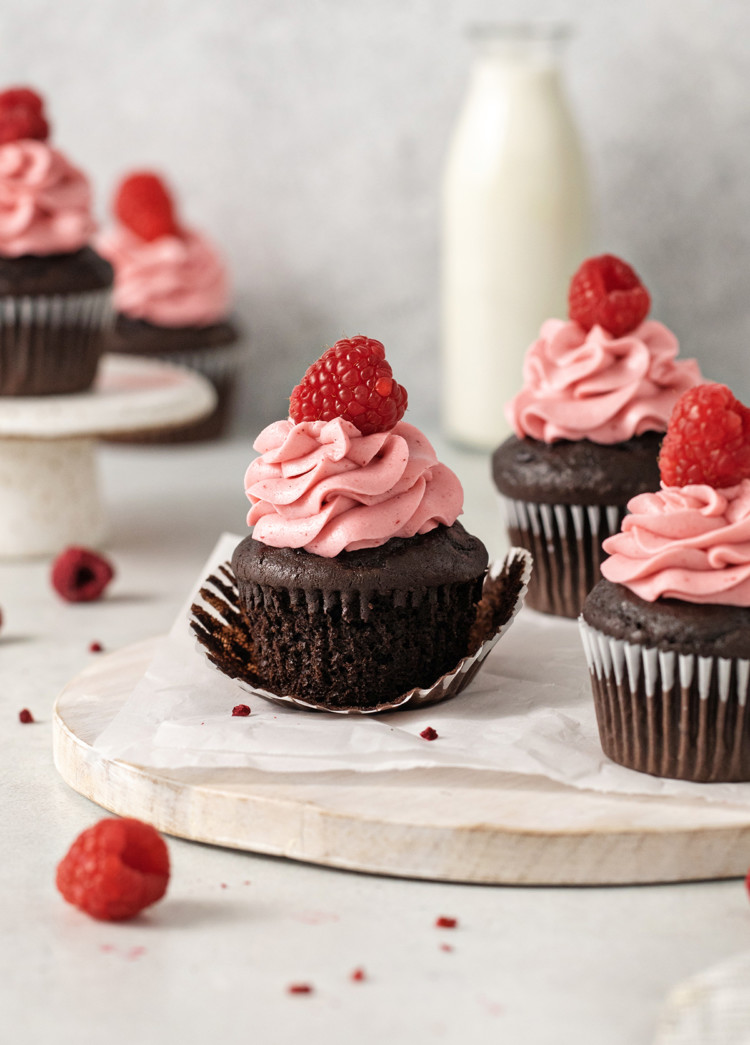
498, 493, 623, 618
190, 548, 532, 715
151, 341, 247, 383
0, 288, 114, 394
578, 618, 750, 782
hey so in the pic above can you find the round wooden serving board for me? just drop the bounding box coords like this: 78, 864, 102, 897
53, 638, 750, 886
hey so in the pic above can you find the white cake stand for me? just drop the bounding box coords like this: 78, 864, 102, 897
0, 354, 217, 558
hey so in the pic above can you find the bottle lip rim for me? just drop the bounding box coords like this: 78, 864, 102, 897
467, 21, 572, 42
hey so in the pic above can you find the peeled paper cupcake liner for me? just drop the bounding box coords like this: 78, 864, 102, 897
189, 548, 532, 715
578, 618, 750, 782
498, 493, 624, 618
0, 287, 113, 395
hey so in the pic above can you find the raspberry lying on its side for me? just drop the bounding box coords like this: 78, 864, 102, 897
658, 383, 750, 489
115, 172, 180, 243
289, 336, 408, 436
0, 86, 49, 145
51, 546, 115, 603
56, 818, 170, 921
568, 254, 651, 338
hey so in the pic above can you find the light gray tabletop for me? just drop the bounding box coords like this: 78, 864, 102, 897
2, 435, 748, 1045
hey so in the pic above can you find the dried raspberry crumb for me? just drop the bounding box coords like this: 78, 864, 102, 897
89, 641, 104, 653
0, 86, 49, 144
350, 968, 366, 982
232, 704, 251, 717
51, 547, 114, 603
568, 254, 650, 337
56, 817, 170, 921
420, 726, 439, 741
115, 172, 180, 242
659, 383, 750, 489
288, 983, 313, 995
19, 709, 34, 724
435, 916, 458, 929
440, 943, 454, 952
289, 335, 408, 436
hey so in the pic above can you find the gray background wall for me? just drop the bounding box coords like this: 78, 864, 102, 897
2, 0, 748, 433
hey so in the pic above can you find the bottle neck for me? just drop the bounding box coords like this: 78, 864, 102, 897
469, 24, 568, 76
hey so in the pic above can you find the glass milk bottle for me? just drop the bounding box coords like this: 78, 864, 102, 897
441, 24, 591, 449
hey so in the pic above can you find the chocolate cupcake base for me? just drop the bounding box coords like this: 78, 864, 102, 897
580, 580, 750, 782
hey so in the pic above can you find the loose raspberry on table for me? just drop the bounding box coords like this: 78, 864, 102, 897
19, 709, 34, 724
232, 704, 251, 717
420, 726, 439, 741
568, 254, 651, 338
0, 86, 49, 144
658, 383, 750, 489
115, 172, 180, 242
435, 916, 458, 929
51, 546, 114, 603
56, 817, 170, 921
289, 336, 408, 436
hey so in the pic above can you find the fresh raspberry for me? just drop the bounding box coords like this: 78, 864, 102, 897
0, 87, 49, 145
289, 336, 408, 436
658, 384, 750, 489
56, 817, 170, 921
568, 254, 651, 338
19, 709, 34, 724
51, 546, 114, 603
420, 726, 438, 741
114, 172, 180, 242
232, 704, 251, 717
435, 916, 458, 929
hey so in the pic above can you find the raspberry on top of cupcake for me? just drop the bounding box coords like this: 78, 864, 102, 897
0, 87, 96, 258
506, 254, 702, 444
232, 335, 488, 708
245, 336, 464, 556
97, 171, 230, 328
600, 383, 750, 605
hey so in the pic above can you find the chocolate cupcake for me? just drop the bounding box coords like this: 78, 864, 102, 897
579, 383, 750, 782
493, 254, 702, 618
221, 335, 489, 710
0, 87, 113, 396
97, 171, 244, 441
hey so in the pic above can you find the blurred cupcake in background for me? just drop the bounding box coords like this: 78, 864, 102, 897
97, 171, 243, 441
0, 86, 113, 396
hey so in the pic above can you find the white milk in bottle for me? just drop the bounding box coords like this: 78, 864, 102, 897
441, 24, 591, 449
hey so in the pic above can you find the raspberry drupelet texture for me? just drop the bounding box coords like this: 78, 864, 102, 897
289, 335, 408, 436
658, 383, 750, 489
56, 817, 170, 921
0, 87, 49, 145
51, 547, 115, 603
568, 254, 651, 338
115, 172, 180, 243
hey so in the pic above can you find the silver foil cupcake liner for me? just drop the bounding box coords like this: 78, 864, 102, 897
498, 493, 624, 618
0, 288, 113, 395
579, 618, 750, 782
190, 549, 532, 715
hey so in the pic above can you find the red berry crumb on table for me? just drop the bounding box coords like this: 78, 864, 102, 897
89, 641, 104, 653
350, 968, 366, 982
56, 817, 170, 921
568, 254, 651, 338
18, 709, 34, 724
420, 726, 439, 741
287, 983, 313, 995
435, 916, 458, 929
289, 335, 408, 436
231, 704, 251, 717
115, 171, 181, 243
0, 86, 49, 145
51, 547, 114, 603
658, 383, 750, 489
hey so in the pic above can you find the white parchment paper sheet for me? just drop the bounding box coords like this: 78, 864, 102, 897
94, 533, 750, 807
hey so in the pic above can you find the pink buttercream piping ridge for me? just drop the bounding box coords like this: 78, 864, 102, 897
244, 417, 464, 557
601, 480, 750, 605
505, 319, 702, 445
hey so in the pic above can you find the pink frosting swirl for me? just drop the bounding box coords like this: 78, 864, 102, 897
506, 319, 702, 444
245, 417, 464, 557
601, 481, 750, 605
96, 226, 230, 327
0, 140, 95, 257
